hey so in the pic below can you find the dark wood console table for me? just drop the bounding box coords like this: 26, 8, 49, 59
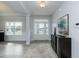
51, 34, 71, 58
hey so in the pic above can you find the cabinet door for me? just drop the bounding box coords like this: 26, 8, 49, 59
61, 38, 71, 58
0, 32, 4, 41
57, 38, 62, 58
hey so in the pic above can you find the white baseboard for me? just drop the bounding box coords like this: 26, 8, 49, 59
26, 41, 30, 45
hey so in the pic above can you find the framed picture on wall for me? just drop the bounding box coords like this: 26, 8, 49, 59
58, 14, 69, 35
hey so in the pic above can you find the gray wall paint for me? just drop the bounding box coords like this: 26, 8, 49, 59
0, 14, 52, 42
52, 1, 79, 58
0, 15, 26, 41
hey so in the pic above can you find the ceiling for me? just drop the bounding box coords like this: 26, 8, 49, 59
0, 1, 63, 15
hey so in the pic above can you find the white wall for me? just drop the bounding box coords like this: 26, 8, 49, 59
52, 1, 79, 58
26, 14, 31, 44
0, 14, 26, 41
30, 15, 52, 41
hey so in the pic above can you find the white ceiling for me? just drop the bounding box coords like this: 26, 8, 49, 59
0, 1, 63, 15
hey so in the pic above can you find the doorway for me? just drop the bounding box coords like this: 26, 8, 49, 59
32, 19, 50, 40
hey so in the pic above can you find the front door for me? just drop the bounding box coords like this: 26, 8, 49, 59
33, 19, 49, 40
